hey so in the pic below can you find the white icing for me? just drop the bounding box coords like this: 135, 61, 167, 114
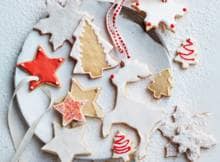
159, 107, 216, 162
133, 0, 187, 31
112, 59, 151, 94
102, 59, 162, 161
42, 122, 91, 162
34, 0, 84, 50
70, 16, 119, 78
165, 143, 178, 157
174, 38, 198, 69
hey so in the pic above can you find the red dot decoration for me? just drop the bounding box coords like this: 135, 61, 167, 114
183, 8, 187, 12
170, 24, 175, 29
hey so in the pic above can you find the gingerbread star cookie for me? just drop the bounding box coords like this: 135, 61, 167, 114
174, 38, 198, 69
34, 0, 83, 50
42, 122, 91, 162
148, 69, 173, 99
70, 79, 103, 118
53, 93, 86, 126
70, 16, 118, 79
132, 0, 188, 32
17, 46, 64, 91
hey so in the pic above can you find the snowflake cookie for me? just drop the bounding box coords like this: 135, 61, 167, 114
159, 106, 216, 162
132, 0, 188, 32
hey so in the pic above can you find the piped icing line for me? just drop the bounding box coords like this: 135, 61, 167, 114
174, 38, 198, 69
106, 0, 131, 58
177, 38, 195, 61
112, 132, 131, 154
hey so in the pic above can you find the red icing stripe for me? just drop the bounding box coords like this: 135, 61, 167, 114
112, 133, 131, 154
177, 39, 195, 61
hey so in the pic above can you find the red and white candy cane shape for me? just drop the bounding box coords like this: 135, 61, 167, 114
112, 132, 132, 154
106, 1, 123, 53
177, 38, 195, 61
112, 0, 130, 57
106, 0, 131, 58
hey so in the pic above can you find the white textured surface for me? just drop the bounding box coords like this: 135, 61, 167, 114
0, 0, 220, 162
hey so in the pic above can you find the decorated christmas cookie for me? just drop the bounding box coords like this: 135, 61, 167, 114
17, 46, 64, 91
34, 0, 83, 50
12, 1, 177, 161
112, 131, 134, 162
148, 69, 172, 99
102, 59, 162, 160
132, 0, 188, 32
70, 79, 104, 118
159, 106, 216, 162
174, 38, 198, 69
42, 122, 91, 162
53, 93, 86, 126
70, 16, 118, 79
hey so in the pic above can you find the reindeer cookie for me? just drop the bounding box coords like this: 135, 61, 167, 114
102, 59, 162, 160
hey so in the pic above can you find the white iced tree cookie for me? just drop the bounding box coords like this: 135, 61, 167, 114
159, 106, 216, 162
70, 16, 119, 79
132, 0, 188, 32
174, 38, 198, 69
102, 59, 162, 160
42, 122, 91, 162
112, 131, 134, 162
34, 0, 84, 50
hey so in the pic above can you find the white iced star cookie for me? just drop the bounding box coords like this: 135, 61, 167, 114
42, 122, 91, 162
132, 0, 188, 32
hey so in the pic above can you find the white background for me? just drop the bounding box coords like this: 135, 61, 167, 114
0, 0, 220, 161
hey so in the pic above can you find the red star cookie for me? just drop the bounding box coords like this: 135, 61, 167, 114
17, 46, 64, 91
53, 93, 86, 126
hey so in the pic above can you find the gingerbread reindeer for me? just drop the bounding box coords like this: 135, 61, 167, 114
102, 59, 162, 160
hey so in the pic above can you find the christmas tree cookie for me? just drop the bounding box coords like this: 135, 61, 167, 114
174, 38, 198, 69
112, 131, 134, 162
70, 16, 118, 79
148, 69, 173, 99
